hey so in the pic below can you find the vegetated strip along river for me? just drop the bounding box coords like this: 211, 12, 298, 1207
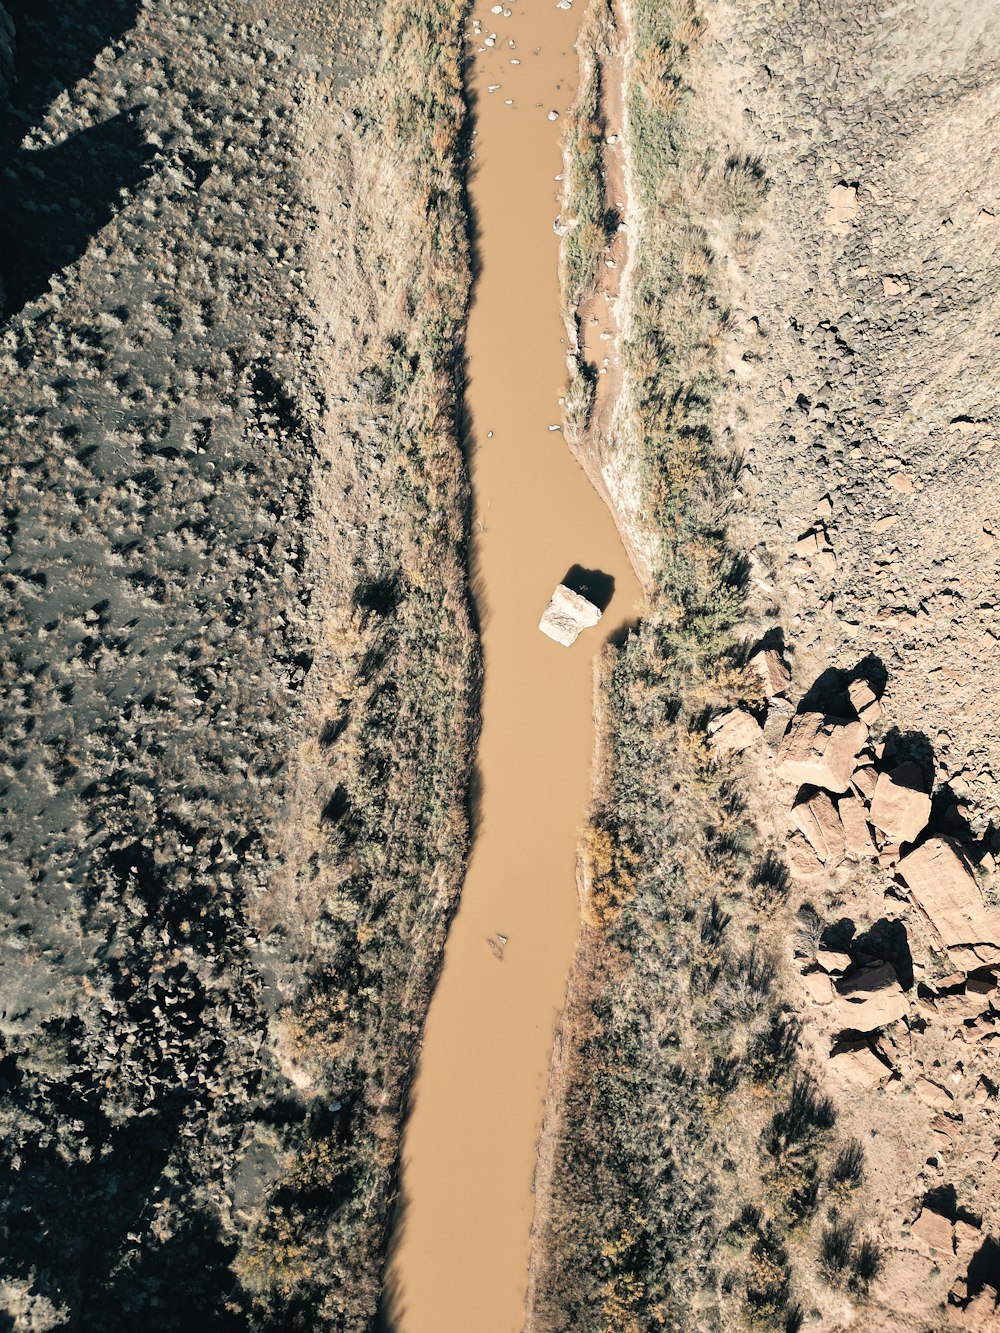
385, 3, 642, 1330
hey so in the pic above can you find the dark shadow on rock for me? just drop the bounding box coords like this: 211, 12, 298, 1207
820, 917, 856, 953
737, 622, 787, 668
796, 654, 886, 718
880, 725, 934, 774
966, 1235, 1000, 1300
931, 780, 978, 843
923, 1182, 959, 1219
561, 563, 615, 612
853, 917, 914, 989
1, 1, 151, 319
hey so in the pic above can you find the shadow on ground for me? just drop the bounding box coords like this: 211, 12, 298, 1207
0, 0, 151, 319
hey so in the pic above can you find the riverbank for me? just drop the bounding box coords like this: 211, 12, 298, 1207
527, 0, 1000, 1329
523, 0, 839, 1328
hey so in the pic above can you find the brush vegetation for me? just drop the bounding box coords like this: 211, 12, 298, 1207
527, 1, 873, 1329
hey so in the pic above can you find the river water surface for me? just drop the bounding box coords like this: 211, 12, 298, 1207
386, 4, 642, 1330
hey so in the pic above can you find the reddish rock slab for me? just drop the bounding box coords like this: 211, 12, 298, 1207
870, 761, 932, 844
898, 837, 999, 949
775, 712, 867, 793
834, 962, 908, 1031
708, 707, 762, 754
792, 790, 846, 865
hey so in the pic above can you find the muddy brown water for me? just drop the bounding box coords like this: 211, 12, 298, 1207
385, 5, 642, 1331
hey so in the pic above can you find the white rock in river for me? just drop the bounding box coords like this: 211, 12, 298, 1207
538, 584, 602, 647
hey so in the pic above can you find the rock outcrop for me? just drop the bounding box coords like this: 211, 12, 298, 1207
869, 761, 931, 844
833, 962, 908, 1031
792, 789, 845, 865
749, 646, 791, 699
708, 707, 762, 754
897, 838, 999, 952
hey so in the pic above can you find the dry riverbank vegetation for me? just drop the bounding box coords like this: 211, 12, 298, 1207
233, 0, 477, 1325
531, 0, 1000, 1327
0, 0, 474, 1327
527, 1, 875, 1329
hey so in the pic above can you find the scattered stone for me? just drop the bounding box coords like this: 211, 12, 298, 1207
775, 712, 867, 793
870, 762, 932, 844
749, 646, 792, 699
911, 1206, 954, 1254
538, 584, 602, 647
898, 838, 999, 949
829, 1037, 891, 1088
826, 183, 859, 232
708, 707, 762, 754
881, 274, 911, 296
792, 790, 846, 865
834, 962, 908, 1030
873, 514, 901, 533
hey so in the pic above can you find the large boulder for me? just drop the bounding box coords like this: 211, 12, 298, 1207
538, 584, 602, 647
838, 792, 875, 860
826, 183, 859, 232
749, 646, 791, 699
897, 837, 999, 949
833, 962, 908, 1030
869, 761, 931, 844
792, 790, 845, 865
911, 1206, 954, 1255
829, 1038, 890, 1089
775, 712, 867, 792
708, 707, 762, 754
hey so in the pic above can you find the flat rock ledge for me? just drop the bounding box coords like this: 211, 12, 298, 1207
538, 583, 602, 647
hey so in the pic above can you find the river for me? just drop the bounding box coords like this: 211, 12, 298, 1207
383, 3, 642, 1329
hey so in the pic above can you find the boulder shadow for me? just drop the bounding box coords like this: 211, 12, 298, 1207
560, 563, 615, 612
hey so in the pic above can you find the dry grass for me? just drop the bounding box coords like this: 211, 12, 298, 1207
231, 0, 479, 1326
